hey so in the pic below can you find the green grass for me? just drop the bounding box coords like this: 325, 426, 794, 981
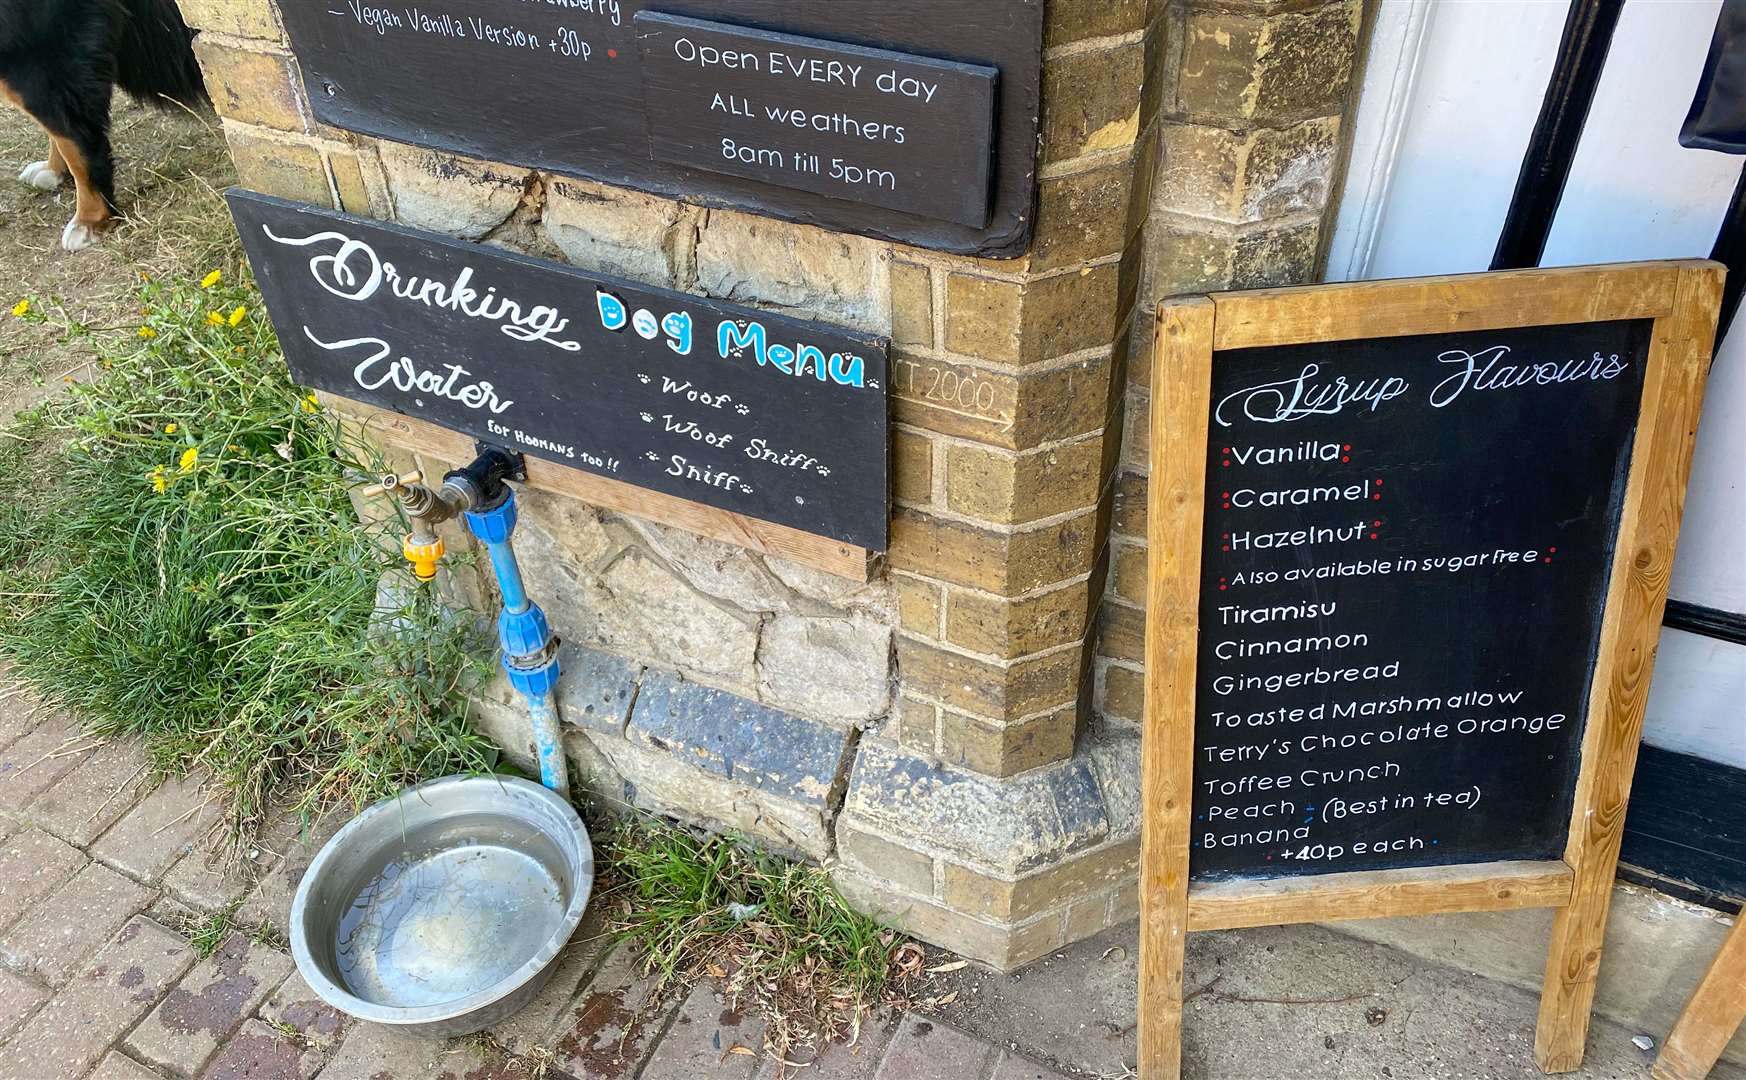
0, 265, 497, 843
602, 816, 900, 1059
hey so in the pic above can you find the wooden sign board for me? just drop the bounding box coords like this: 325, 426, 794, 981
277, 1, 1041, 258
1139, 261, 1724, 1078
227, 189, 890, 559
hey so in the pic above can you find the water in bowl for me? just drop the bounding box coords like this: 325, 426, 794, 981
333, 812, 571, 1009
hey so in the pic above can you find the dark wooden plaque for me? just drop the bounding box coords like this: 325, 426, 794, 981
636, 13, 997, 228
1191, 318, 1652, 880
276, 1, 1043, 258
227, 189, 890, 550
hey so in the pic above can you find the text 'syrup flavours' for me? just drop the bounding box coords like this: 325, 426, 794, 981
1193, 320, 1652, 880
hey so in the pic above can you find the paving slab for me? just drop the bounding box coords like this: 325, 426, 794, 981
258, 970, 350, 1049
485, 910, 614, 1055
161, 842, 270, 913
235, 810, 347, 939
0, 967, 50, 1041
317, 1022, 518, 1080
988, 1052, 1076, 1079
92, 771, 217, 884
642, 980, 767, 1080
0, 682, 43, 752
754, 1012, 902, 1080
874, 1015, 998, 1080
546, 940, 680, 1080
0, 711, 92, 813
0, 824, 86, 934
0, 916, 194, 1080
23, 738, 152, 846
89, 1052, 167, 1080
198, 1018, 325, 1080
0, 858, 155, 985
126, 930, 294, 1076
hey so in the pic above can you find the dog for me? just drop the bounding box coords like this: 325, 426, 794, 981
0, 0, 207, 250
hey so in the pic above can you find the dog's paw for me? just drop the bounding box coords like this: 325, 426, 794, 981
61, 220, 99, 251
19, 161, 65, 191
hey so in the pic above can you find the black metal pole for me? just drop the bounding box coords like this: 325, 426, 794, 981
1709, 164, 1746, 342
1490, 0, 1626, 270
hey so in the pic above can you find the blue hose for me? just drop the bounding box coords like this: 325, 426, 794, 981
463, 490, 570, 800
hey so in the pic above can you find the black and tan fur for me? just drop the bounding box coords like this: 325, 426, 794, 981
0, 0, 207, 250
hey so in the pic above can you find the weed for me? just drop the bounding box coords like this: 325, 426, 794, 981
600, 815, 901, 1064
0, 266, 496, 846
182, 900, 242, 959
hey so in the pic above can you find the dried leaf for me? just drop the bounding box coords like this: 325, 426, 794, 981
935, 990, 958, 1005
728, 1045, 758, 1057
925, 960, 969, 974
708, 964, 728, 978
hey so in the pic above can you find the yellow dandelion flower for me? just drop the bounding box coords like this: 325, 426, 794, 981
228, 305, 247, 327
300, 394, 321, 414
164, 423, 178, 435
206, 311, 224, 326
200, 270, 222, 289
178, 447, 199, 473
9, 299, 28, 317
138, 326, 156, 339
150, 466, 168, 494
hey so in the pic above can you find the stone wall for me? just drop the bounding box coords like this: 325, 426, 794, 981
179, 0, 1366, 969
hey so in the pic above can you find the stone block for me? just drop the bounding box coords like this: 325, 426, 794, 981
630, 672, 852, 802
327, 149, 371, 215
641, 982, 765, 1080
839, 740, 1110, 875
176, 0, 280, 40
945, 580, 1093, 657
894, 575, 942, 637
942, 836, 1139, 923
1021, 263, 1122, 364
937, 706, 1079, 777
1046, 0, 1149, 47
0, 711, 88, 812
91, 772, 217, 884
895, 696, 937, 753
1120, 386, 1150, 472
873, 1014, 997, 1080
1230, 217, 1322, 289
1175, 0, 1362, 123
889, 509, 1098, 597
897, 637, 1081, 721
1111, 542, 1146, 605
628, 518, 798, 614
260, 971, 349, 1049
553, 642, 641, 736
0, 861, 155, 985
1099, 600, 1145, 664
375, 141, 530, 241
125, 931, 293, 1076
23, 739, 151, 847
1111, 470, 1146, 538
837, 824, 937, 899
757, 614, 892, 724
223, 125, 331, 208
944, 438, 1103, 525
192, 40, 302, 132
1099, 663, 1144, 723
1154, 117, 1341, 225
0, 917, 194, 1080
543, 177, 684, 284
1031, 164, 1133, 273
831, 868, 1064, 971
0, 967, 49, 1040
197, 1020, 324, 1079
892, 428, 934, 505
0, 826, 87, 934
1041, 42, 1143, 163
890, 262, 934, 348
695, 208, 883, 331
594, 550, 761, 689
945, 275, 1023, 364
890, 352, 1112, 452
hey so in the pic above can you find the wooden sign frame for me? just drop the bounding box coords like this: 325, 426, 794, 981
1138, 260, 1724, 1078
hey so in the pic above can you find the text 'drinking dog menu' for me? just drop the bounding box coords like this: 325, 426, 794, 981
1191, 319, 1652, 881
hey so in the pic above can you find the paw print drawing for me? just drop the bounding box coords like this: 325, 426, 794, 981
816, 466, 831, 477
636, 374, 650, 384
735, 404, 750, 416
738, 483, 754, 494
643, 451, 661, 462
639, 412, 652, 422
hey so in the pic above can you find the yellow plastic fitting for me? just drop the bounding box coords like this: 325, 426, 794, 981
403, 535, 445, 582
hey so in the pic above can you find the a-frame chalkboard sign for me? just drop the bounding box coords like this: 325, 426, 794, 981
1138, 261, 1724, 1078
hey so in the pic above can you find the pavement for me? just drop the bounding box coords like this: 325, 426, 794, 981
2, 689, 1741, 1080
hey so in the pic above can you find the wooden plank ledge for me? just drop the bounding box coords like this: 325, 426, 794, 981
1186, 860, 1576, 932
322, 393, 877, 582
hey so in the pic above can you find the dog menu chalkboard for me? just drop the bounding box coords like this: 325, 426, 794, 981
1137, 262, 1724, 1080
275, 1, 1041, 257
227, 190, 889, 551
1192, 319, 1651, 879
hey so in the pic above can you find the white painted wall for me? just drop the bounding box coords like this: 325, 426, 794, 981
1330, 0, 1745, 765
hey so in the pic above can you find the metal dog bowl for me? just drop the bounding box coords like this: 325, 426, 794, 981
289, 774, 593, 1038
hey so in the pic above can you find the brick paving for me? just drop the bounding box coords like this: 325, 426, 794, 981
0, 698, 1067, 1080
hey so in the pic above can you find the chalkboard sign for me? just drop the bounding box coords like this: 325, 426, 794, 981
276, 1, 1041, 258
1137, 262, 1724, 1080
227, 189, 889, 551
